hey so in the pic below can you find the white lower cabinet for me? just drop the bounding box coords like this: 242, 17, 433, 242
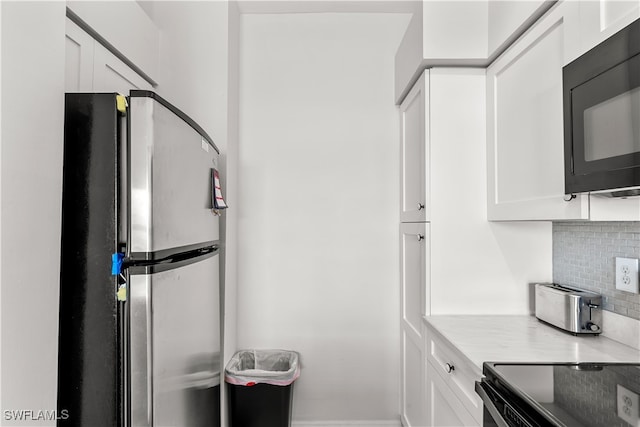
424, 324, 482, 427
426, 361, 479, 427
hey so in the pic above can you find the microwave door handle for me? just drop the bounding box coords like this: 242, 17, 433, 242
475, 381, 510, 427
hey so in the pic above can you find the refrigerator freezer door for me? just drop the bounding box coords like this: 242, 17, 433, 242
129, 252, 221, 427
59, 93, 124, 427
128, 94, 220, 256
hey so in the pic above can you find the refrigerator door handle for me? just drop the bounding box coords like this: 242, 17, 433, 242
126, 244, 219, 271
158, 245, 218, 264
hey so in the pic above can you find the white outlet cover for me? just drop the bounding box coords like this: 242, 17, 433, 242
617, 384, 640, 426
615, 257, 640, 294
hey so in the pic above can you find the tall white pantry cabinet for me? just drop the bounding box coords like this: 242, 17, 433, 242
398, 67, 551, 427
399, 70, 430, 427
399, 68, 491, 427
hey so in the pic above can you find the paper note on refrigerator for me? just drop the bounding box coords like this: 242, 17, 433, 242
212, 168, 228, 209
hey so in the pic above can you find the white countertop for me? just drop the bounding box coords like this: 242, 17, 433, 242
424, 315, 640, 372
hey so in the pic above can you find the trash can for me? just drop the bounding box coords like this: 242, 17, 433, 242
225, 350, 300, 427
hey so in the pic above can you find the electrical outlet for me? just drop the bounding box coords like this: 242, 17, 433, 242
615, 258, 639, 294
617, 384, 640, 426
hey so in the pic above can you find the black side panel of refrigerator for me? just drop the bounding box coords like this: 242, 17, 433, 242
57, 93, 123, 427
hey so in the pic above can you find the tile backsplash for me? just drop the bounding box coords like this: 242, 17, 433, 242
553, 221, 640, 321
553, 365, 640, 427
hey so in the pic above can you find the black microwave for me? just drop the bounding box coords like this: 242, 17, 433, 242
563, 18, 640, 197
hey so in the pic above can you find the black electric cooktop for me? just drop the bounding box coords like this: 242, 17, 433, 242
479, 362, 640, 427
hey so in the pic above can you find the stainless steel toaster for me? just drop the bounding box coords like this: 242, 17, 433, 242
534, 283, 602, 335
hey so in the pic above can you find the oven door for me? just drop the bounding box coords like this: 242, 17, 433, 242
475, 380, 542, 427
476, 380, 510, 427
563, 18, 640, 194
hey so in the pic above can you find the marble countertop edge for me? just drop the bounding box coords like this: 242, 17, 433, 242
423, 314, 640, 372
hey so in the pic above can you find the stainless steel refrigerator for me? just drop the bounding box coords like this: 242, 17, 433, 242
57, 91, 223, 427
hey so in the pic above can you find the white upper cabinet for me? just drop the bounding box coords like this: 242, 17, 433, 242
590, 195, 640, 221
570, 0, 640, 63
65, 18, 152, 94
487, 0, 640, 221
400, 71, 429, 223
67, 1, 160, 84
486, 2, 589, 221
92, 42, 153, 93
65, 18, 94, 92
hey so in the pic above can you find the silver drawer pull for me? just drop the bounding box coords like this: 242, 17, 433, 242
418, 203, 425, 210
417, 234, 424, 241
445, 363, 455, 373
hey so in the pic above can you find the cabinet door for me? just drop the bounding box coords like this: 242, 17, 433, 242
486, 3, 589, 221
402, 329, 426, 427
400, 71, 429, 223
400, 222, 429, 335
93, 43, 153, 93
65, 18, 94, 92
400, 222, 428, 427
577, 0, 640, 60
426, 360, 479, 427
65, 17, 152, 94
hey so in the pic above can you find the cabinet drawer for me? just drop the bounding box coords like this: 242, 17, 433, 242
426, 330, 483, 423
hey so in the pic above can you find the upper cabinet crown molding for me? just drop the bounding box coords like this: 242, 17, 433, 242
395, 0, 556, 104
395, 1, 489, 104
66, 1, 159, 85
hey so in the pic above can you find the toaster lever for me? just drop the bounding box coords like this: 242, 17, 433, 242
588, 303, 600, 309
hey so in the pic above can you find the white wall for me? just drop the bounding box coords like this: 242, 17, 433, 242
225, 0, 241, 402
238, 12, 410, 422
423, 1, 488, 60
148, 1, 229, 153
1, 2, 66, 425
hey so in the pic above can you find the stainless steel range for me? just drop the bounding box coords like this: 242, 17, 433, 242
476, 362, 640, 427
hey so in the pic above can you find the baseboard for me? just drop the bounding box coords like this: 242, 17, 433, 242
292, 421, 402, 427
601, 310, 640, 350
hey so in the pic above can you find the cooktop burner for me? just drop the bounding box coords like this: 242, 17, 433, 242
481, 362, 640, 427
